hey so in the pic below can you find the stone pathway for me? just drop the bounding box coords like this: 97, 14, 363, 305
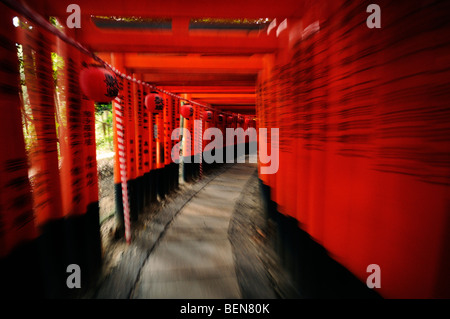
130, 163, 257, 299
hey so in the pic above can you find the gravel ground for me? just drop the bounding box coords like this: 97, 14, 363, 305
97, 155, 115, 223
229, 169, 301, 299
84, 162, 300, 298
84, 164, 233, 298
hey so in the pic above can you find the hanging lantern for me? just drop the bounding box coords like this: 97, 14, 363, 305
180, 104, 194, 119
204, 110, 213, 122
244, 117, 250, 125
227, 115, 234, 124
145, 92, 164, 113
237, 115, 244, 124
79, 66, 119, 102
217, 114, 224, 123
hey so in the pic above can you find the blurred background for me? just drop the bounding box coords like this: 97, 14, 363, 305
0, 0, 449, 299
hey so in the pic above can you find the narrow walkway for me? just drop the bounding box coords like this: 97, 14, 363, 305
130, 163, 256, 298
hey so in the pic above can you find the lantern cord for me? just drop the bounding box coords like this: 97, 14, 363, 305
1, 0, 255, 118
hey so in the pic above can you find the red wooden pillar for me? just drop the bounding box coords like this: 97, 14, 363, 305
141, 85, 151, 207
0, 6, 41, 298
133, 75, 145, 217
163, 94, 174, 191
181, 95, 193, 182
154, 94, 165, 198
111, 53, 129, 234
172, 97, 181, 188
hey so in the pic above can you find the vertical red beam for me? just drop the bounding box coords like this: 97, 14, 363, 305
124, 77, 137, 219
173, 97, 180, 188
79, 56, 102, 276
133, 76, 145, 216
164, 94, 173, 167
80, 84, 99, 205
142, 85, 150, 176
149, 94, 158, 200
193, 104, 200, 178
163, 94, 174, 191
17, 20, 79, 296
126, 79, 136, 187
156, 106, 164, 171
149, 106, 157, 173
202, 110, 211, 171
141, 85, 151, 206
17, 21, 63, 228
0, 7, 37, 259
133, 79, 144, 177
255, 78, 264, 181
257, 55, 273, 187
181, 95, 193, 182
155, 96, 165, 197
218, 112, 225, 163
273, 63, 285, 218
57, 44, 88, 221
114, 84, 131, 244
60, 45, 95, 281
112, 77, 125, 235
0, 7, 45, 298
198, 106, 204, 179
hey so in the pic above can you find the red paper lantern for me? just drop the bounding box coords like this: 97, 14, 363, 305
217, 114, 224, 123
244, 117, 250, 125
227, 116, 234, 124
237, 115, 244, 124
79, 66, 119, 102
180, 104, 194, 119
145, 92, 164, 113
204, 110, 213, 122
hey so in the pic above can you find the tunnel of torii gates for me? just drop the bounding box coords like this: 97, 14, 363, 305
0, 0, 450, 299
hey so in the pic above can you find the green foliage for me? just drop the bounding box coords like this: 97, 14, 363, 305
92, 15, 171, 23
190, 18, 272, 25
95, 102, 112, 113
17, 21, 114, 157
49, 16, 64, 30
51, 52, 64, 86
95, 107, 113, 153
